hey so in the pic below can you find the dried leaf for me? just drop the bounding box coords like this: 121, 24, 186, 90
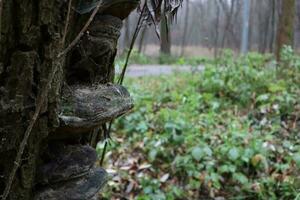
125, 182, 135, 193
138, 163, 152, 170
160, 173, 170, 182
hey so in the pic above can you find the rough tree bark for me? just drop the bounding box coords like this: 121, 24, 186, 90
0, 0, 137, 199
0, 1, 66, 199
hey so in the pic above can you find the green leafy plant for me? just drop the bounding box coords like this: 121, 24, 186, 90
101, 49, 300, 199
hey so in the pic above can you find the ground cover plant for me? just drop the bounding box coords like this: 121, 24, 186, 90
99, 48, 300, 200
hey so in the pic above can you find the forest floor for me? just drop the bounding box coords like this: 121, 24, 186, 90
100, 50, 300, 200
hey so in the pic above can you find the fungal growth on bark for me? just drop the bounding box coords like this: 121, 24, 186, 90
56, 84, 134, 137
0, 0, 139, 199
34, 1, 139, 199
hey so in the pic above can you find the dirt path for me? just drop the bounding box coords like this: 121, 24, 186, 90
116, 64, 205, 77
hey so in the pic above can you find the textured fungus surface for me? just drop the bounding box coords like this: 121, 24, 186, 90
34, 168, 107, 200
33, 0, 138, 199
54, 84, 133, 137
37, 145, 97, 184
67, 15, 123, 85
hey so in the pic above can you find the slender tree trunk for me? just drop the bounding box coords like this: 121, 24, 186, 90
220, 0, 235, 50
180, 0, 189, 56
160, 12, 171, 55
269, 0, 277, 53
259, 2, 271, 53
138, 27, 147, 53
248, 0, 255, 51
124, 17, 131, 50
276, 0, 296, 60
240, 0, 250, 54
228, 0, 240, 50
214, 0, 220, 58
297, 0, 300, 49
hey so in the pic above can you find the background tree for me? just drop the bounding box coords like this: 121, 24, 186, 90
138, 27, 147, 53
160, 10, 171, 55
240, 0, 250, 54
119, 0, 300, 58
124, 18, 132, 50
180, 0, 189, 56
276, 0, 296, 60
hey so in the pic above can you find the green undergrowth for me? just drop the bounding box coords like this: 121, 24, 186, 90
100, 47, 300, 200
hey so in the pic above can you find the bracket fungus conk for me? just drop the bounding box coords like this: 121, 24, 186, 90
34, 1, 139, 199
55, 84, 134, 138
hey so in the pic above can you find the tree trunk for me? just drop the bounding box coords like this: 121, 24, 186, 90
269, 0, 277, 53
0, 1, 137, 199
0, 0, 66, 199
124, 17, 131, 50
248, 0, 255, 51
219, 0, 235, 50
276, 0, 296, 60
240, 0, 250, 54
138, 27, 147, 53
180, 0, 189, 57
214, 0, 220, 58
258, 1, 271, 54
160, 13, 171, 55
